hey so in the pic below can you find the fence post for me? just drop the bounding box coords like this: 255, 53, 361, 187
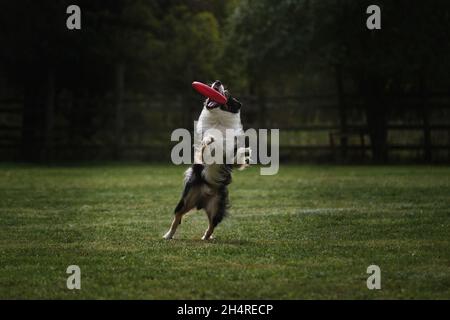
335, 65, 348, 161
114, 62, 125, 160
257, 90, 267, 129
420, 76, 431, 162
42, 69, 55, 162
422, 108, 431, 162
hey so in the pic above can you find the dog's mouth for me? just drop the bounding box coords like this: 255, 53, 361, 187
206, 81, 226, 109
206, 100, 220, 109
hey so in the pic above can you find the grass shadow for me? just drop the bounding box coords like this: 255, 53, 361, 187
160, 238, 253, 246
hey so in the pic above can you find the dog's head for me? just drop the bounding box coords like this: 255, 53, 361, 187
204, 80, 242, 114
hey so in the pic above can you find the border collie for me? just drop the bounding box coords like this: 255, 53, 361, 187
163, 80, 250, 240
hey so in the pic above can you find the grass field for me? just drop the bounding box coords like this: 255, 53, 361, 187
0, 164, 449, 299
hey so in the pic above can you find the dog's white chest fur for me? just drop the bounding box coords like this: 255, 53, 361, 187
196, 107, 243, 137
194, 106, 250, 170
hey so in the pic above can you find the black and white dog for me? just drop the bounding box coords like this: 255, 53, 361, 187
163, 80, 250, 240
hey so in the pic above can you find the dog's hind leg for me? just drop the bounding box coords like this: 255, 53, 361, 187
163, 199, 194, 240
163, 185, 200, 240
164, 166, 203, 240
201, 187, 229, 240
201, 205, 221, 240
163, 211, 183, 240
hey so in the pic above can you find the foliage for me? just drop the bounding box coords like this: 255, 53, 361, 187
1, 1, 450, 162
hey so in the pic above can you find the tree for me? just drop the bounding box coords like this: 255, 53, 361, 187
226, 0, 450, 162
0, 0, 228, 161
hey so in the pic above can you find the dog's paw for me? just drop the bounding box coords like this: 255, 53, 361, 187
201, 234, 214, 241
201, 135, 215, 148
163, 232, 173, 240
236, 147, 252, 169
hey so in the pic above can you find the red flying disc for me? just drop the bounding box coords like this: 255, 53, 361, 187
192, 81, 227, 105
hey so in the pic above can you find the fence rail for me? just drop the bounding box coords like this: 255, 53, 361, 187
0, 93, 449, 162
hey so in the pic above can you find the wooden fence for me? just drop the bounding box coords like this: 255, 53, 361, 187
0, 93, 449, 163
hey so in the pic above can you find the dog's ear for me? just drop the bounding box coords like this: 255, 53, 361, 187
226, 96, 242, 113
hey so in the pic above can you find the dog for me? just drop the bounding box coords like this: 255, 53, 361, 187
163, 80, 251, 240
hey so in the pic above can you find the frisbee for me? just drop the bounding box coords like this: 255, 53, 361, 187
192, 81, 227, 105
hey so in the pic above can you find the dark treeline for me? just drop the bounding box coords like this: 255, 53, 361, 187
0, 0, 449, 162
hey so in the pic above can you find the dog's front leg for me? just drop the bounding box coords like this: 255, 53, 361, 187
194, 135, 215, 164
235, 147, 252, 170
201, 134, 215, 148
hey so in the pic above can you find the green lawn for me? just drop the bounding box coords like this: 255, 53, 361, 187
0, 164, 449, 299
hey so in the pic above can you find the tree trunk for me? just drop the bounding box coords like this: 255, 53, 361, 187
419, 74, 431, 162
366, 103, 388, 163
21, 70, 44, 162
257, 92, 267, 130
335, 64, 348, 160
42, 69, 56, 162
361, 76, 389, 163
114, 63, 125, 160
